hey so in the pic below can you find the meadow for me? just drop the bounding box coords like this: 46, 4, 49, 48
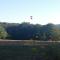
0, 40, 60, 60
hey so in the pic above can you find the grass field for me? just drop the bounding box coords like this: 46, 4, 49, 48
0, 40, 60, 60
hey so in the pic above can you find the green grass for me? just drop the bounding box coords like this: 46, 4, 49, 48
0, 44, 59, 60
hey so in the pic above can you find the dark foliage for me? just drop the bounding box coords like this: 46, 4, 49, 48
0, 22, 60, 40
0, 44, 59, 60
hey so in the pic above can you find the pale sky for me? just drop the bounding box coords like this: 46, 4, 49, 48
0, 0, 60, 25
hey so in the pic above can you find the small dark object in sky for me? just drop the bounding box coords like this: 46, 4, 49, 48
30, 16, 33, 20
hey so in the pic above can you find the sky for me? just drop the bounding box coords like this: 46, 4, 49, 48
0, 0, 60, 25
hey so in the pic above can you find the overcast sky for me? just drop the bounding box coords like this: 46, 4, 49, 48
0, 0, 60, 25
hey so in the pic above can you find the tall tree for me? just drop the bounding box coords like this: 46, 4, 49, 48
0, 25, 8, 39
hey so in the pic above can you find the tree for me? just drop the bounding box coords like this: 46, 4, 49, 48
51, 29, 60, 41
0, 25, 8, 39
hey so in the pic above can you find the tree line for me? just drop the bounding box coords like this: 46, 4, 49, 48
0, 22, 60, 41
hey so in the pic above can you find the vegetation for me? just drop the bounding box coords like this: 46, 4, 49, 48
0, 44, 59, 60
0, 22, 60, 60
0, 22, 60, 40
0, 24, 7, 39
